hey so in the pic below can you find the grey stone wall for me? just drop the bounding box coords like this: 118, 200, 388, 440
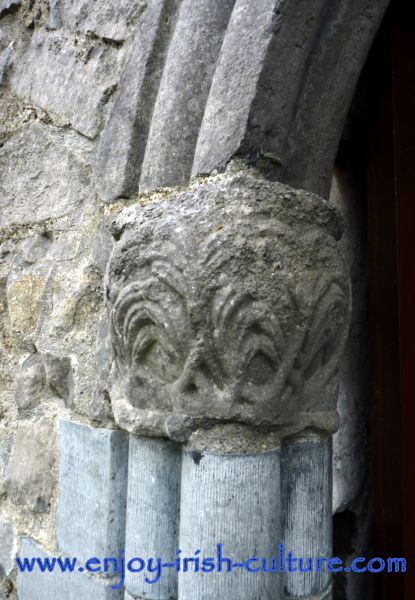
0, 2, 133, 597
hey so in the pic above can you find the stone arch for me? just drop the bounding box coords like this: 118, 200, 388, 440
96, 0, 390, 202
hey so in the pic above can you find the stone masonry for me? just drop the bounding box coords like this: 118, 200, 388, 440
0, 1, 390, 599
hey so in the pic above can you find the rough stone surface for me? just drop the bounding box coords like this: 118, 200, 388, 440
17, 538, 124, 600
6, 271, 48, 336
15, 353, 46, 411
14, 351, 74, 412
5, 418, 56, 512
0, 42, 14, 84
58, 0, 146, 42
0, 427, 12, 499
280, 0, 390, 198
56, 421, 128, 563
44, 353, 74, 408
179, 449, 281, 599
192, 0, 389, 200
125, 436, 181, 600
20, 234, 52, 264
12, 31, 123, 138
0, 522, 15, 576
0, 123, 91, 228
107, 170, 350, 440
96, 0, 180, 202
0, 0, 20, 17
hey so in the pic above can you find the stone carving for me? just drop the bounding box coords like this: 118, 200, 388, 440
107, 171, 351, 441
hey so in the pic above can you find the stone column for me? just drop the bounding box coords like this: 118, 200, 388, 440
178, 436, 281, 600
282, 435, 333, 600
124, 436, 181, 600
105, 171, 351, 600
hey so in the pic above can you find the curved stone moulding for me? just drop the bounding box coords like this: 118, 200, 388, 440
96, 0, 389, 203
192, 0, 390, 197
106, 171, 351, 442
192, 0, 331, 178
139, 0, 237, 192
278, 0, 391, 198
95, 0, 181, 203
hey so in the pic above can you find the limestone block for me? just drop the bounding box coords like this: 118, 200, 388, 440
90, 317, 113, 422
7, 273, 47, 335
0, 123, 91, 228
21, 234, 52, 265
56, 421, 128, 563
59, 0, 146, 43
14, 351, 74, 411
12, 31, 122, 138
15, 353, 47, 411
48, 265, 103, 335
46, 0, 62, 30
106, 171, 350, 441
5, 418, 56, 512
44, 353, 74, 408
17, 538, 124, 600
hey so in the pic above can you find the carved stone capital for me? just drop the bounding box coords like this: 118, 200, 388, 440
106, 171, 351, 441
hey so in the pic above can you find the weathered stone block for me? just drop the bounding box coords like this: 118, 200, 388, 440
5, 418, 56, 512
48, 264, 103, 335
0, 123, 91, 228
17, 538, 124, 600
7, 273, 47, 335
44, 353, 74, 408
59, 0, 146, 43
21, 234, 52, 265
12, 32, 122, 138
15, 353, 46, 411
107, 171, 350, 441
56, 421, 128, 563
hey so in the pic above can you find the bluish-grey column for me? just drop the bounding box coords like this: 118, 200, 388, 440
281, 435, 332, 600
178, 449, 281, 600
57, 421, 128, 564
125, 436, 182, 600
